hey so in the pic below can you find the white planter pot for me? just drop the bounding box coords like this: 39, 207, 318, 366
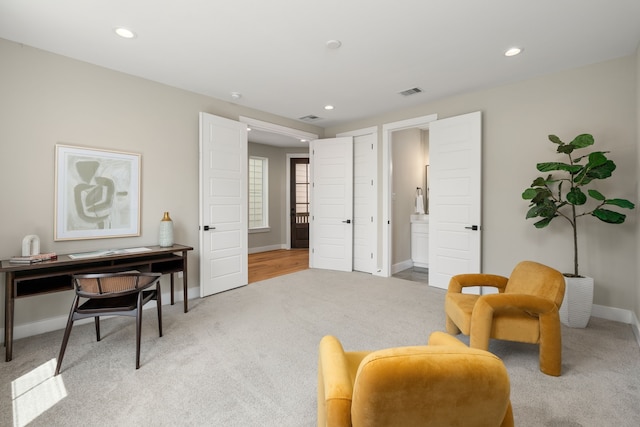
560, 276, 594, 328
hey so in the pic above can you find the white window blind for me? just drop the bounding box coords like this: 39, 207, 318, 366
248, 156, 268, 229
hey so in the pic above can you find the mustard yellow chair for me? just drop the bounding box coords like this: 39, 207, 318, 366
445, 260, 565, 376
317, 331, 513, 427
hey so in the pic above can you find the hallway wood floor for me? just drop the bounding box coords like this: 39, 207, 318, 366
248, 249, 309, 283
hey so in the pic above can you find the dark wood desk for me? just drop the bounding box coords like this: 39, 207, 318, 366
1, 244, 193, 362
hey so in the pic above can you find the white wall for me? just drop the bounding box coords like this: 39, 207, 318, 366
0, 39, 323, 330
327, 55, 638, 313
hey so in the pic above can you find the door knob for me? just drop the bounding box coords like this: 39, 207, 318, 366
464, 225, 479, 231
342, 219, 351, 224
203, 225, 216, 231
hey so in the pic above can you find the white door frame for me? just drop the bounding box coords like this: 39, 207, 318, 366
380, 114, 438, 277
239, 116, 317, 251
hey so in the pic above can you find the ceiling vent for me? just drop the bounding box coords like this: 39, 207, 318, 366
299, 114, 322, 122
399, 87, 423, 96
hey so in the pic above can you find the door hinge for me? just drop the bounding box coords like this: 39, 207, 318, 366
371, 216, 373, 222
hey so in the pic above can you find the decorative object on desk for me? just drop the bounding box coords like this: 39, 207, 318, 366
10, 252, 57, 264
55, 144, 141, 241
415, 187, 425, 214
21, 235, 40, 256
159, 211, 174, 247
522, 133, 635, 328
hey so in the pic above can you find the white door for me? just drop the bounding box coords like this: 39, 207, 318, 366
199, 112, 248, 297
309, 137, 353, 272
352, 133, 376, 273
428, 111, 482, 292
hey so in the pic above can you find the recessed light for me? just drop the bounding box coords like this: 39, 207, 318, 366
231, 92, 242, 100
326, 40, 342, 49
324, 105, 334, 110
504, 47, 522, 57
114, 27, 136, 39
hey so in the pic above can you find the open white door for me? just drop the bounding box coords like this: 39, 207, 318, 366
428, 111, 482, 292
309, 137, 353, 272
199, 112, 248, 297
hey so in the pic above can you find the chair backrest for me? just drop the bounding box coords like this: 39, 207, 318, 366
351, 345, 512, 427
73, 271, 160, 298
504, 260, 565, 307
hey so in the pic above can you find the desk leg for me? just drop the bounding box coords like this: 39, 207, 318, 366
170, 273, 175, 305
182, 250, 189, 313
4, 272, 14, 362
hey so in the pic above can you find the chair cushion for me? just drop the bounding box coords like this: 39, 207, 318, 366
444, 293, 479, 335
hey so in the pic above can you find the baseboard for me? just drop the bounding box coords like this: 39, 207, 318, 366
248, 244, 286, 254
392, 259, 414, 274
592, 304, 640, 348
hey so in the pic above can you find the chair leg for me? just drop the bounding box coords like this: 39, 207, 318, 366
156, 283, 163, 337
94, 316, 101, 341
55, 296, 79, 376
136, 294, 143, 369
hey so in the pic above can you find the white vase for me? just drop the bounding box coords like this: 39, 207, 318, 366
159, 212, 174, 247
560, 276, 594, 328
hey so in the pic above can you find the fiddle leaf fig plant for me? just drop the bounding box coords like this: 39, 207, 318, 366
522, 134, 635, 277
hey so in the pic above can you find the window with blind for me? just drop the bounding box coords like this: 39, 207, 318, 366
248, 156, 268, 230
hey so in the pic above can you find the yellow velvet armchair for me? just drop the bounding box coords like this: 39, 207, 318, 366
445, 260, 565, 376
317, 331, 513, 427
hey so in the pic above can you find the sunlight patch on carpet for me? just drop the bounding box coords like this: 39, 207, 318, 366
11, 359, 67, 427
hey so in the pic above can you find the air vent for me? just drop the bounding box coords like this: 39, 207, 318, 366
299, 115, 322, 122
399, 87, 423, 96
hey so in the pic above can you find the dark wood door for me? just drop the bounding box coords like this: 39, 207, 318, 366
290, 157, 310, 248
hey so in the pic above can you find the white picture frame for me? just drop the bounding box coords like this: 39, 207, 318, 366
55, 144, 141, 240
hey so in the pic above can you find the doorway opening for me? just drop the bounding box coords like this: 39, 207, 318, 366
381, 114, 437, 278
240, 117, 316, 282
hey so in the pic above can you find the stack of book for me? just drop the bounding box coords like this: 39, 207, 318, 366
9, 252, 58, 264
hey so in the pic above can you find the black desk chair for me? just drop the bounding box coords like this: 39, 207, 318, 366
55, 271, 162, 375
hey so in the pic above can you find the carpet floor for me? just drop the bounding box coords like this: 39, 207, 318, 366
1, 269, 639, 426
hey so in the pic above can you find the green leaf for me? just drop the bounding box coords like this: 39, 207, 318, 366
566, 187, 587, 205
592, 209, 626, 224
605, 198, 635, 209
533, 217, 554, 228
557, 144, 573, 154
570, 133, 594, 148
587, 189, 605, 201
522, 188, 537, 200
537, 162, 582, 173
585, 152, 608, 168
531, 177, 547, 187
548, 135, 562, 144
586, 160, 616, 180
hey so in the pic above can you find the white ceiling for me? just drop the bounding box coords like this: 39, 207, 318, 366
2, 0, 640, 135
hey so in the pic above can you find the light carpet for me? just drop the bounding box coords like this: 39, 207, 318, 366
1, 269, 639, 426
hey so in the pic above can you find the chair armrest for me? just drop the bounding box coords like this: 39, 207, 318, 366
318, 336, 354, 401
447, 274, 509, 293
474, 293, 557, 315
318, 336, 369, 427
427, 331, 468, 348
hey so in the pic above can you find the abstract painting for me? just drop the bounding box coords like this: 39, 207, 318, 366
55, 144, 141, 240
